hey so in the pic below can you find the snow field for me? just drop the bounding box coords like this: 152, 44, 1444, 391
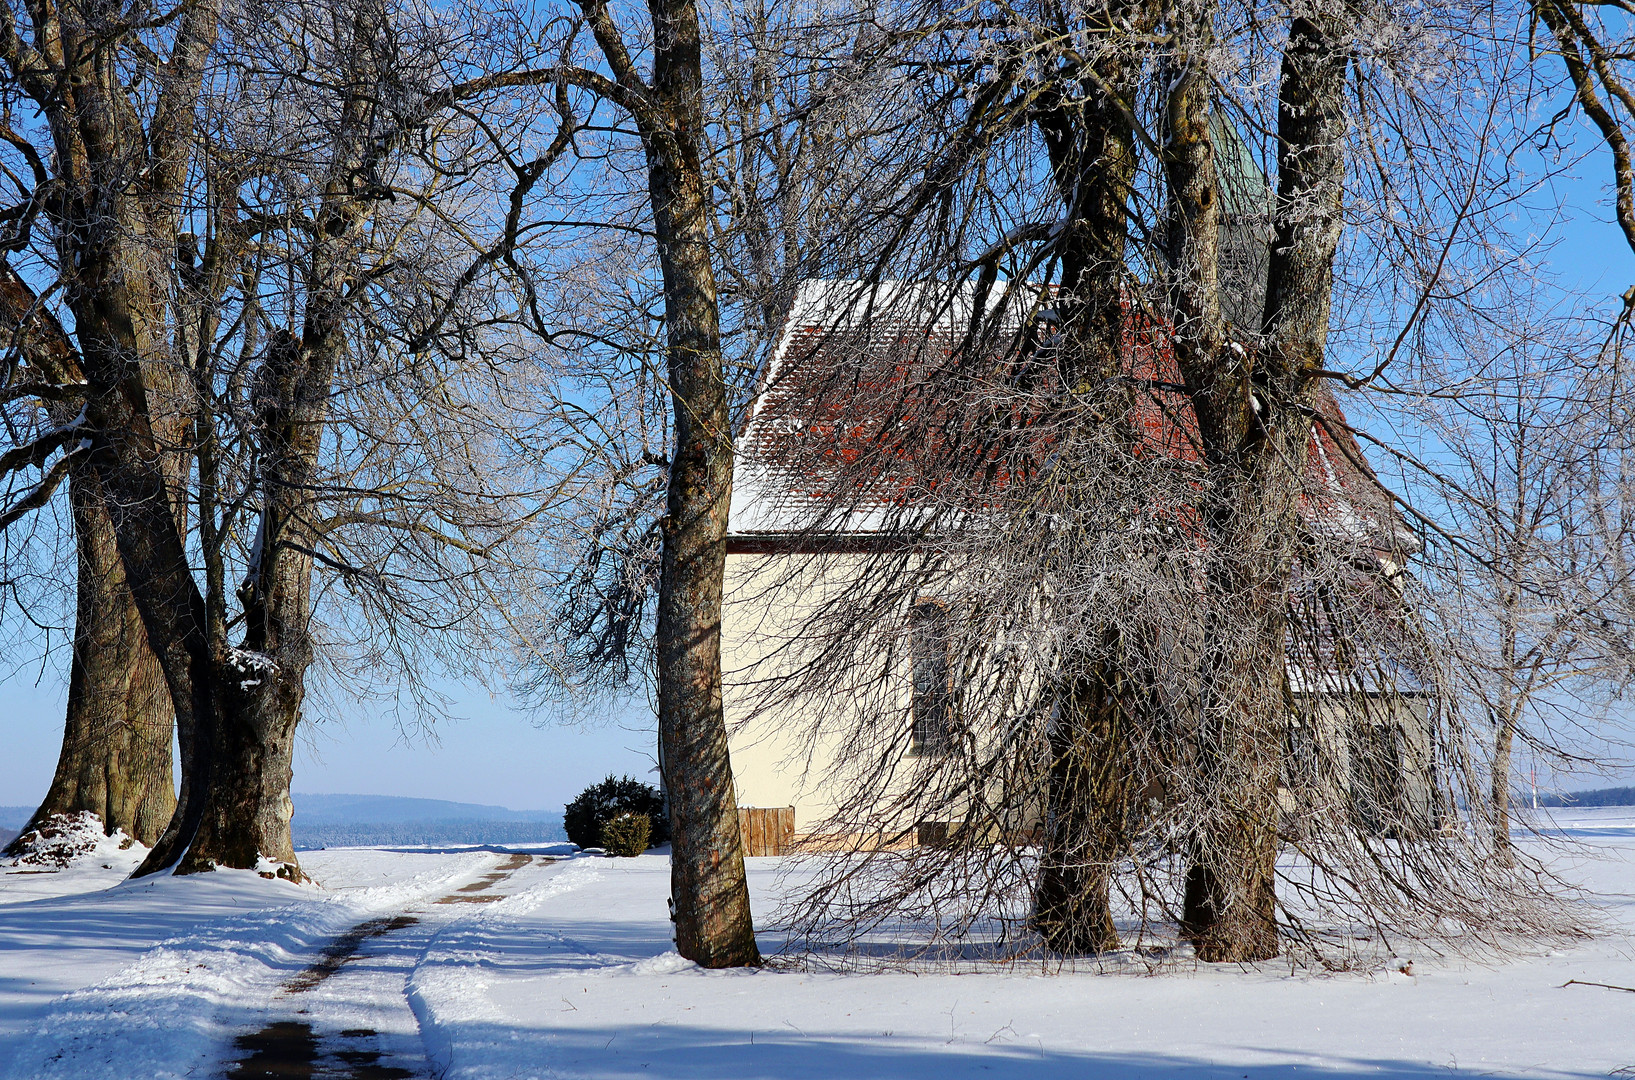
0, 814, 149, 905
409, 856, 606, 1075
0, 819, 1630, 1080
406, 845, 1635, 1080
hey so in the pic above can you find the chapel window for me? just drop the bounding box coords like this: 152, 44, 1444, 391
911, 598, 955, 754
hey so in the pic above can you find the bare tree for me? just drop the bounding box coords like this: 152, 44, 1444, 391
1376, 294, 1635, 864
0, 0, 766, 963
0, 0, 601, 879
710, 0, 1598, 967
493, 0, 767, 967
0, 0, 225, 875
1164, 0, 1356, 962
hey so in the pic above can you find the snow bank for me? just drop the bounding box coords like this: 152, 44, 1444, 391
2, 811, 147, 878
408, 856, 605, 1076
2, 830, 1632, 1080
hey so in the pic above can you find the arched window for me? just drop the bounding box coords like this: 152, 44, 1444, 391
911, 599, 954, 754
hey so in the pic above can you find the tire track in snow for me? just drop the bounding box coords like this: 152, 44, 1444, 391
224, 852, 562, 1079
405, 857, 605, 1079
0, 849, 523, 1079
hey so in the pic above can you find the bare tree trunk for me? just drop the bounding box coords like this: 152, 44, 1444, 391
1152, 0, 1283, 963
1027, 0, 1151, 955
178, 319, 340, 878
12, 490, 175, 848
1488, 588, 1522, 864
33, 280, 189, 857
1490, 653, 1520, 865
1491, 710, 1517, 865
0, 264, 177, 851
1034, 660, 1131, 953
1178, 512, 1292, 963
640, 0, 761, 969
1176, 0, 1352, 962
0, 0, 232, 879
77, 258, 222, 878
176, 0, 389, 876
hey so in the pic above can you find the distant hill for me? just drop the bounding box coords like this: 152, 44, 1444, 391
292, 820, 567, 848
289, 792, 565, 850
3, 794, 559, 826
0, 806, 35, 829
0, 806, 37, 849
291, 793, 557, 825
1537, 786, 1635, 808
0, 796, 568, 850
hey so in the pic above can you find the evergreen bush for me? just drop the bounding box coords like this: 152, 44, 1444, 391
600, 811, 652, 857
563, 775, 666, 850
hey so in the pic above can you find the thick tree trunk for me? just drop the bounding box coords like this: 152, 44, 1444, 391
177, 0, 381, 873
178, 669, 302, 876
90, 413, 220, 879
66, 154, 221, 883
75, 270, 221, 878
1, 0, 235, 879
1155, 0, 1283, 963
1034, 663, 1131, 954
1174, 0, 1352, 962
0, 264, 175, 851
1178, 516, 1292, 963
0, 267, 174, 851
1028, 0, 1151, 954
178, 325, 328, 879
16, 0, 230, 880
643, 0, 760, 969
9, 486, 175, 850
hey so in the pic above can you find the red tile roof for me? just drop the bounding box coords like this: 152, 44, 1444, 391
730, 283, 1411, 560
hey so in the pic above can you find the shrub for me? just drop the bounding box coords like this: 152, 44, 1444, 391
601, 811, 652, 857
563, 775, 666, 850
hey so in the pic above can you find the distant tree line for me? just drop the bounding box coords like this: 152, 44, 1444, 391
1538, 787, 1635, 809
291, 821, 568, 850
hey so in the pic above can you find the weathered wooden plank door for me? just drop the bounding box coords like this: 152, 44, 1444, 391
739, 806, 795, 856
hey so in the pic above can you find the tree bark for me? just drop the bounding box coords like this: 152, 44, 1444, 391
641, 0, 761, 969
75, 242, 222, 878
1174, 0, 1352, 962
11, 491, 175, 849
1153, 0, 1282, 964
177, 320, 340, 878
1027, 0, 1152, 955
0, 265, 176, 851
174, 0, 387, 878
1033, 659, 1132, 954
19, 0, 235, 878
1177, 515, 1291, 963
1487, 586, 1522, 863
1491, 694, 1518, 865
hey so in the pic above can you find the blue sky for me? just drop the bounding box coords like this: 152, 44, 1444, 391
1, 673, 656, 813
1549, 171, 1635, 296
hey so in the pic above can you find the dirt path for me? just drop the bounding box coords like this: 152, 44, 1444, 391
225, 853, 547, 1079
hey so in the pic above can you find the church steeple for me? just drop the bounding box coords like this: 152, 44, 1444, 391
1211, 115, 1273, 336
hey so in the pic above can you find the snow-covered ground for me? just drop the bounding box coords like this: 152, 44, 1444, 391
0, 813, 1631, 1080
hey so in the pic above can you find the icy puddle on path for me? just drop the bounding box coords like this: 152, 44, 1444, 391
229, 1022, 412, 1080
225, 853, 542, 1080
